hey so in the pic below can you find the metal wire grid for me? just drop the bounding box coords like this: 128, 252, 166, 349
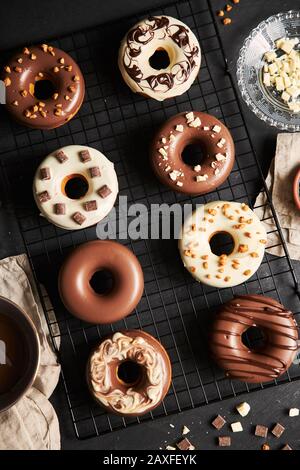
0, 0, 299, 440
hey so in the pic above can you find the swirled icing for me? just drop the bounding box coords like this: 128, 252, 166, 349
89, 332, 166, 414
118, 16, 201, 101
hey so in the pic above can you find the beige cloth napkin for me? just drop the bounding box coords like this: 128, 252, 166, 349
255, 133, 300, 260
0, 254, 61, 450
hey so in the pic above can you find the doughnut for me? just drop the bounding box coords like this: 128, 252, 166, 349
33, 145, 118, 230
87, 330, 172, 416
118, 16, 201, 101
2, 44, 85, 129
293, 167, 300, 211
210, 295, 299, 383
150, 112, 235, 195
179, 201, 267, 288
58, 241, 144, 324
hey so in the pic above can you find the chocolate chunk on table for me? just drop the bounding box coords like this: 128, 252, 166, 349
55, 203, 66, 215
211, 415, 226, 430
254, 425, 268, 438
89, 166, 101, 178
55, 150, 68, 163
72, 211, 86, 225
40, 167, 51, 180
271, 423, 285, 438
84, 200, 97, 211
98, 184, 112, 198
79, 149, 91, 162
38, 190, 51, 203
218, 436, 231, 447
176, 437, 195, 450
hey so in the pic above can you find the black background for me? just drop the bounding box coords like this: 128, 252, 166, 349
0, 0, 300, 451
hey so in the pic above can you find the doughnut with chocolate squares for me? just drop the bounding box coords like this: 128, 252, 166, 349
33, 145, 118, 230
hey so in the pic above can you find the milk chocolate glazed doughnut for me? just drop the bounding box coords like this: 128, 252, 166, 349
210, 295, 299, 383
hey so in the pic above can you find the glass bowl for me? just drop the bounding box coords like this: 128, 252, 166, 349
236, 10, 300, 131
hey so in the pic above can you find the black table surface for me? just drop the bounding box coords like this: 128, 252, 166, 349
0, 0, 300, 451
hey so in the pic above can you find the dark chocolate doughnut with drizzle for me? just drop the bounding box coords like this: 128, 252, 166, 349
2, 44, 85, 130
210, 295, 299, 383
118, 16, 201, 101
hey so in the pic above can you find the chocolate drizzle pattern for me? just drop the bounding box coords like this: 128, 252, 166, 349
123, 16, 199, 93
210, 295, 299, 383
89, 332, 166, 414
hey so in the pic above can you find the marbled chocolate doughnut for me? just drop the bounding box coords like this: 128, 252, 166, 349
87, 330, 172, 416
210, 295, 299, 383
33, 145, 118, 230
59, 241, 144, 324
2, 44, 85, 129
118, 16, 201, 101
150, 112, 235, 195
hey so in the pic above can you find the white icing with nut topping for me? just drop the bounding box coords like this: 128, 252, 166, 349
179, 201, 267, 288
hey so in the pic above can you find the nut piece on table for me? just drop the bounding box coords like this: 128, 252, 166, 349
261, 443, 270, 451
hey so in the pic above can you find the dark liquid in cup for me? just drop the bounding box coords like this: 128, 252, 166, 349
0, 314, 28, 394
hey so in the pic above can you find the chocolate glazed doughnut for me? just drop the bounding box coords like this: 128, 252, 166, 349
58, 241, 144, 324
87, 330, 172, 416
150, 111, 235, 195
210, 295, 299, 383
2, 44, 85, 129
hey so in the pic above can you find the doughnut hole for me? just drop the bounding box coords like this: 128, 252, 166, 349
209, 231, 235, 256
117, 360, 144, 386
242, 326, 266, 350
30, 77, 56, 100
149, 48, 170, 70
181, 142, 205, 167
61, 174, 89, 200
89, 269, 114, 295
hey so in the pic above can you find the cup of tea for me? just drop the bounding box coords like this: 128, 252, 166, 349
0, 296, 40, 413
293, 167, 300, 212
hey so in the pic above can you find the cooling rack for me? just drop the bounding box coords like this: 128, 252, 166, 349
0, 0, 299, 440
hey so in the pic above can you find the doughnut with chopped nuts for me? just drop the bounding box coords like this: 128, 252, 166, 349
2, 44, 85, 129
151, 112, 235, 195
179, 201, 267, 288
33, 145, 118, 230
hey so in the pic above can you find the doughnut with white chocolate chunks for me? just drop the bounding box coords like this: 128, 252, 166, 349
179, 201, 267, 288
150, 111, 235, 195
33, 145, 118, 230
118, 16, 201, 101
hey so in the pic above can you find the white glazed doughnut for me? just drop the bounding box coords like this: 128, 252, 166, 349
179, 201, 267, 288
33, 145, 118, 230
118, 15, 201, 101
